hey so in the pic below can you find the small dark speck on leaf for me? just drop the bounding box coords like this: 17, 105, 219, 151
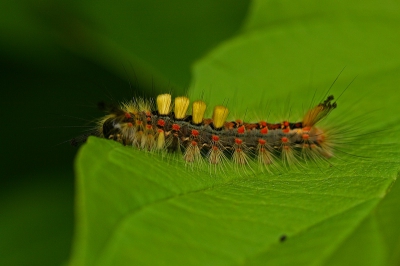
280, 235, 287, 242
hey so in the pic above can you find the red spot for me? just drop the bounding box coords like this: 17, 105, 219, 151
157, 129, 164, 133
172, 124, 180, 131
212, 135, 219, 142
146, 124, 152, 130
191, 141, 198, 146
260, 127, 268, 134
127, 122, 133, 127
302, 134, 309, 140
191, 129, 199, 136
237, 126, 245, 134
283, 145, 290, 150
212, 145, 219, 150
136, 120, 142, 125
157, 119, 165, 127
125, 112, 132, 119
260, 121, 267, 127
303, 126, 311, 133
146, 117, 151, 122
283, 127, 290, 134
283, 121, 289, 127
235, 138, 243, 145
258, 139, 266, 145
146, 111, 151, 116
281, 137, 288, 143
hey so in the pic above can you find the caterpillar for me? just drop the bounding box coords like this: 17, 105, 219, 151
71, 92, 339, 172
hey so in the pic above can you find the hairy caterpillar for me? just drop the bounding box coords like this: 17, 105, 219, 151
71, 92, 340, 173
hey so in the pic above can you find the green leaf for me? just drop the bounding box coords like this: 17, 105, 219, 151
70, 134, 399, 266
69, 0, 400, 265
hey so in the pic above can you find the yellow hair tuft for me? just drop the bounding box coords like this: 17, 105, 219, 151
192, 100, 207, 124
156, 94, 172, 115
212, 105, 229, 129
174, 96, 190, 119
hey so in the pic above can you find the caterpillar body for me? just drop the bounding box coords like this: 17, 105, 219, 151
72, 93, 338, 171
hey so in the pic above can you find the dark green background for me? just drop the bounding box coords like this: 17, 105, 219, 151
0, 1, 249, 265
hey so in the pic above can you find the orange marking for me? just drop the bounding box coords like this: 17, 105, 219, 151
157, 119, 165, 127
237, 126, 245, 134
191, 129, 199, 136
225, 122, 235, 129
245, 124, 258, 130
212, 135, 219, 142
235, 138, 243, 145
270, 124, 280, 130
203, 118, 213, 125
172, 124, 180, 131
